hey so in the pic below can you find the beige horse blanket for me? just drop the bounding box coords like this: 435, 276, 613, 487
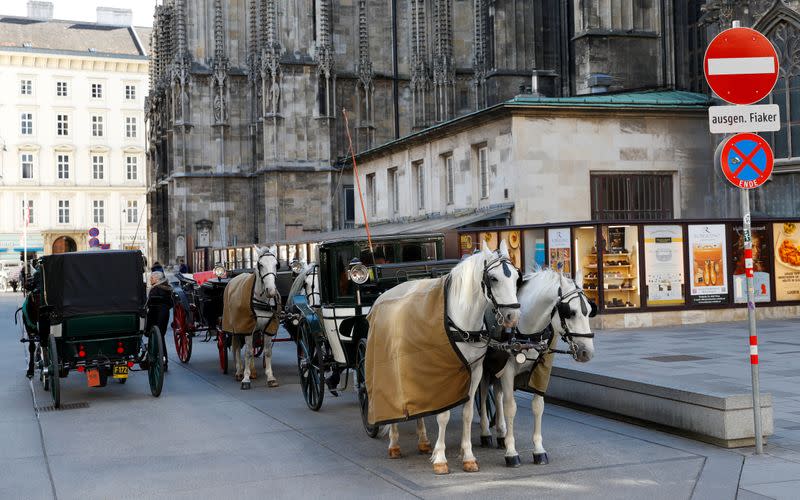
366, 277, 470, 425
515, 335, 558, 395
222, 273, 279, 335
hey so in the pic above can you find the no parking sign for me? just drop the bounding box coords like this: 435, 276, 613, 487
719, 133, 774, 189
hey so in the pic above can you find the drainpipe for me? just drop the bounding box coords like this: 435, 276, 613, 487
391, 0, 399, 139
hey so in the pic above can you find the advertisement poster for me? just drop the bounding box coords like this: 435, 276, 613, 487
773, 222, 800, 301
548, 228, 571, 277
501, 230, 522, 268
732, 225, 770, 303
688, 224, 728, 305
459, 234, 474, 257
643, 225, 685, 306
608, 227, 626, 252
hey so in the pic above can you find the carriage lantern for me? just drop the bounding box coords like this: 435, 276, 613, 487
290, 259, 304, 275
347, 258, 370, 285
213, 264, 226, 279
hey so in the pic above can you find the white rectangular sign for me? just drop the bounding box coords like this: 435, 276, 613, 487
708, 104, 780, 134
707, 57, 775, 75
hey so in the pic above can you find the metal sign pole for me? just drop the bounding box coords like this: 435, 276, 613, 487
742, 192, 764, 454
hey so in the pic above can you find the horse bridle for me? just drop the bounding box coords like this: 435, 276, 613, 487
253, 252, 280, 311
303, 265, 321, 306
481, 256, 521, 324
550, 284, 596, 358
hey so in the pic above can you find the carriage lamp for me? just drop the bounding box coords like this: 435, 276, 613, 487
290, 259, 304, 275
348, 259, 369, 285
213, 265, 226, 278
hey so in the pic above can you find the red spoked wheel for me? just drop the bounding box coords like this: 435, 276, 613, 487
253, 332, 264, 358
217, 332, 228, 374
171, 302, 193, 363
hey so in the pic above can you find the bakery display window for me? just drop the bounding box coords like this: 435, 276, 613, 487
574, 226, 599, 303
601, 225, 640, 309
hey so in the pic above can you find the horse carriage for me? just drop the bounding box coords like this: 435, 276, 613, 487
19, 250, 165, 408
282, 234, 460, 431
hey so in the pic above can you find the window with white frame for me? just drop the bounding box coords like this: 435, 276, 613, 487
56, 114, 69, 136
92, 200, 105, 224
20, 113, 33, 135
56, 81, 68, 97
366, 173, 376, 216
91, 83, 103, 99
126, 200, 138, 224
126, 156, 138, 180
91, 115, 104, 137
388, 167, 399, 214
58, 200, 70, 224
125, 117, 137, 138
413, 160, 425, 211
125, 85, 136, 100
20, 79, 32, 95
444, 154, 454, 205
92, 155, 104, 180
21, 200, 34, 225
20, 153, 34, 180
57, 154, 70, 179
478, 146, 488, 199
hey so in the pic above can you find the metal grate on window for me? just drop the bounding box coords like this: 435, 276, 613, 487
591, 173, 674, 221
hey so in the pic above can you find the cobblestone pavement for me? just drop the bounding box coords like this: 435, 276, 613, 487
0, 293, 779, 499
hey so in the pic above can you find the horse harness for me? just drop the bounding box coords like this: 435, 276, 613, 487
547, 284, 596, 358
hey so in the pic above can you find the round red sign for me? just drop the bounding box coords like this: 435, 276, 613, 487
720, 133, 774, 189
704, 27, 779, 105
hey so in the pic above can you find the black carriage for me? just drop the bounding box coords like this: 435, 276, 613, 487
170, 268, 229, 365
283, 234, 459, 434
21, 250, 164, 408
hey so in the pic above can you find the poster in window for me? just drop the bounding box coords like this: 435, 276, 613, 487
480, 231, 498, 252
459, 234, 474, 257
501, 230, 521, 268
608, 227, 626, 252
643, 225, 685, 306
732, 225, 770, 303
548, 228, 571, 277
773, 222, 800, 301
688, 224, 728, 305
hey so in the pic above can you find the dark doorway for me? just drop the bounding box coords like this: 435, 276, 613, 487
52, 236, 77, 254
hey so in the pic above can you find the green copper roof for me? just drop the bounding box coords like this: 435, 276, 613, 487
507, 90, 711, 108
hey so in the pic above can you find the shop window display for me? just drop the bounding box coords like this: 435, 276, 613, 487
601, 225, 640, 309
575, 227, 599, 303
523, 229, 546, 273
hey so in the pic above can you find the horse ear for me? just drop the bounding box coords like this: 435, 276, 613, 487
268, 244, 277, 256
253, 244, 262, 256
481, 241, 492, 256
499, 239, 509, 257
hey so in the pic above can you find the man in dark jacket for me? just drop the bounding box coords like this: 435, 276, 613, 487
146, 271, 172, 372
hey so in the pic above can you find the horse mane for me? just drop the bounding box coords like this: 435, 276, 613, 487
448, 251, 489, 304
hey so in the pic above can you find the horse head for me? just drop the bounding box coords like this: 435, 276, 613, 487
479, 240, 521, 328
552, 274, 596, 362
303, 263, 321, 307
253, 244, 279, 299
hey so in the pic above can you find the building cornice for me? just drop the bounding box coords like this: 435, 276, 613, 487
0, 50, 148, 74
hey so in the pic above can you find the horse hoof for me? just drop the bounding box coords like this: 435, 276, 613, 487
267, 379, 279, 388
462, 460, 479, 473
388, 447, 402, 459
480, 435, 494, 448
433, 462, 449, 475
241, 381, 251, 390
497, 437, 505, 449
250, 373, 258, 380
235, 374, 243, 382
418, 441, 432, 454
505, 455, 521, 468
533, 452, 549, 465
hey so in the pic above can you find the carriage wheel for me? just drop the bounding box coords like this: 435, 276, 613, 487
297, 323, 324, 411
147, 327, 165, 397
356, 338, 379, 438
253, 332, 264, 358
171, 302, 193, 364
47, 335, 61, 408
217, 332, 228, 374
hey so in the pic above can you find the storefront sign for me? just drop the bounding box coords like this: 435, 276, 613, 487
688, 224, 728, 305
773, 222, 800, 301
548, 228, 571, 277
732, 225, 770, 303
644, 226, 685, 306
708, 104, 780, 134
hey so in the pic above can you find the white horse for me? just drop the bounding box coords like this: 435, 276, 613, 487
384, 241, 521, 474
300, 263, 321, 308
229, 245, 280, 390
478, 270, 595, 466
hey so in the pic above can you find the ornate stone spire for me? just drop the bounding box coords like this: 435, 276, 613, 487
411, 0, 430, 127
432, 0, 454, 121
473, 0, 487, 108
211, 0, 229, 124
316, 0, 334, 79
357, 0, 373, 90
260, 0, 281, 116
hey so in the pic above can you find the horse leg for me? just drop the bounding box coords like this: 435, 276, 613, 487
493, 378, 507, 449
460, 364, 483, 472
232, 336, 243, 381
431, 410, 450, 474
416, 418, 432, 454
478, 376, 493, 448
264, 337, 278, 387
241, 334, 253, 390
500, 368, 520, 467
388, 424, 401, 458
532, 394, 549, 465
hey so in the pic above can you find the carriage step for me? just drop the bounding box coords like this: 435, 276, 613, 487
37, 402, 89, 412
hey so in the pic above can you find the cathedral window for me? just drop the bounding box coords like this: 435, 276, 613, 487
477, 146, 488, 199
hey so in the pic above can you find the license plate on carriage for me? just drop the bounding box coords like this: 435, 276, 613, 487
112, 365, 128, 379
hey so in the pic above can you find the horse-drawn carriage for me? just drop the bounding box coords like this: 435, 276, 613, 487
19, 250, 165, 408
283, 234, 460, 432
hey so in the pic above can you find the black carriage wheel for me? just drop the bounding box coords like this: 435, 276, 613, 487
48, 335, 60, 408
118, 378, 127, 384
217, 332, 228, 374
97, 369, 108, 388
148, 326, 165, 397
475, 383, 497, 429
39, 342, 49, 392
297, 323, 324, 411
172, 302, 193, 364
356, 338, 379, 438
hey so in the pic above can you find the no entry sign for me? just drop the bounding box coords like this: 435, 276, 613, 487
704, 27, 779, 105
720, 132, 774, 189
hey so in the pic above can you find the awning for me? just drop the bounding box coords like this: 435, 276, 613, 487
289, 204, 513, 243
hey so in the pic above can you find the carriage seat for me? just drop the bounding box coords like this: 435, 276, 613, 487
176, 273, 196, 284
